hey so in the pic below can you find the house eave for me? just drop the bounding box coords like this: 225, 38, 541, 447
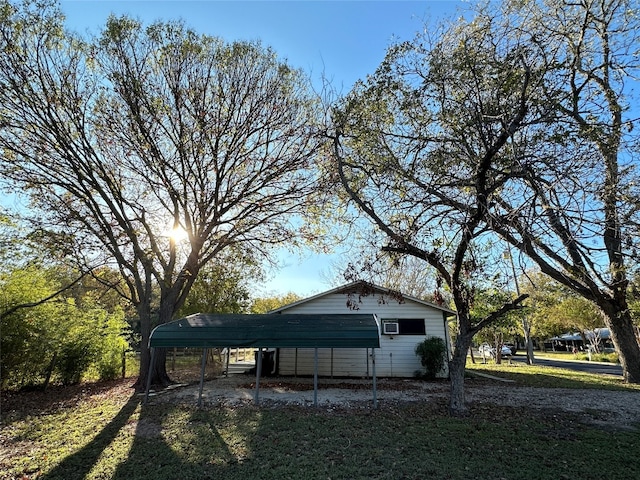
269, 280, 456, 315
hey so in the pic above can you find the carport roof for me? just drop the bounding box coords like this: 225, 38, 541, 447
149, 313, 381, 349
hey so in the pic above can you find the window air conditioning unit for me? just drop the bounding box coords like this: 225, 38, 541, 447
383, 322, 399, 335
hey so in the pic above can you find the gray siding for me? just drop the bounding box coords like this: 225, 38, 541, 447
276, 292, 450, 378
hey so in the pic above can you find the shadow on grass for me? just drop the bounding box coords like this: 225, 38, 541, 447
39, 395, 141, 480
34, 390, 640, 480
466, 361, 633, 390
110, 402, 257, 480
33, 382, 259, 480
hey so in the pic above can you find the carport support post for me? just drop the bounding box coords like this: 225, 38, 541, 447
198, 348, 207, 408
254, 347, 262, 404
366, 348, 370, 378
144, 347, 156, 404
372, 348, 377, 409
314, 347, 318, 407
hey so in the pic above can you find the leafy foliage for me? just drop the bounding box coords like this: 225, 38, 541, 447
176, 252, 262, 317
249, 292, 302, 313
1, 266, 58, 388
0, 0, 323, 387
1, 265, 130, 389
520, 272, 603, 340
414, 336, 447, 379
473, 289, 520, 360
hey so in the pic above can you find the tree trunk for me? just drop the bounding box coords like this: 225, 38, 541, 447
135, 344, 172, 391
43, 352, 57, 391
600, 303, 640, 383
133, 301, 173, 391
494, 335, 503, 365
523, 318, 535, 365
448, 332, 474, 416
468, 346, 476, 364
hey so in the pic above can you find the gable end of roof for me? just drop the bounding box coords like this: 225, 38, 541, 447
270, 280, 456, 315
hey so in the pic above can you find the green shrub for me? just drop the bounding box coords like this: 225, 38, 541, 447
414, 337, 447, 379
94, 308, 129, 381
95, 347, 123, 381
1, 267, 131, 389
56, 341, 96, 385
1, 267, 58, 389
575, 352, 619, 363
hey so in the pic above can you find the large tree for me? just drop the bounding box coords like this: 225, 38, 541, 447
484, 0, 640, 382
176, 250, 262, 317
330, 12, 545, 414
0, 1, 322, 388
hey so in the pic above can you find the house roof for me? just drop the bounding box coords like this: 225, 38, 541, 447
149, 313, 381, 349
549, 329, 611, 342
269, 281, 457, 315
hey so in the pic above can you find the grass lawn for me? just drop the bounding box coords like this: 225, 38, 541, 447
465, 359, 640, 391
2, 367, 639, 480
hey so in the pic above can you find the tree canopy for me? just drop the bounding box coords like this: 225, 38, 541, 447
329, 0, 640, 412
479, 0, 640, 382
330, 7, 545, 414
0, 0, 323, 387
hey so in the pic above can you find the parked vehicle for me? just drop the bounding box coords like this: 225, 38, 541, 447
478, 343, 512, 358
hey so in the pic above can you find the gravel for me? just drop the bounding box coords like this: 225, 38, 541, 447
150, 375, 640, 429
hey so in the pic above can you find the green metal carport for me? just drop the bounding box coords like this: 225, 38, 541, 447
144, 313, 381, 407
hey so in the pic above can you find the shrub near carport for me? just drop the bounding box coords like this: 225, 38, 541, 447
415, 337, 447, 379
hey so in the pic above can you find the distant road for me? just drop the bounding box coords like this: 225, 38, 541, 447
511, 355, 623, 376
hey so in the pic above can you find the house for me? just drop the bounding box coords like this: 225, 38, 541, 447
269, 281, 456, 378
545, 328, 615, 352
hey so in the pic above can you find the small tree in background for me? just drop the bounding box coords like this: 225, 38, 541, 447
473, 289, 520, 364
177, 252, 262, 317
250, 292, 303, 313
93, 307, 130, 381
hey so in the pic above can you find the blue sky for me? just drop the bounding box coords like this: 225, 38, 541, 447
53, 1, 467, 297
62, 1, 465, 92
